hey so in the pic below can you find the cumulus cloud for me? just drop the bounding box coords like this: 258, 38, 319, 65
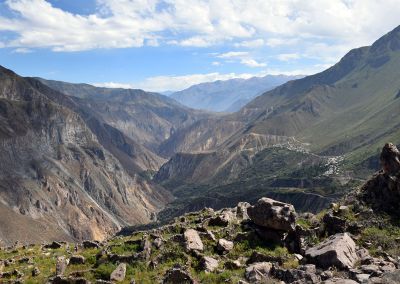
0, 0, 398, 55
277, 53, 301, 62
240, 59, 267, 68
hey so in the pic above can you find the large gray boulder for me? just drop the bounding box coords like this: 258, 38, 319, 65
184, 229, 204, 252
110, 263, 126, 282
305, 233, 358, 269
248, 198, 297, 232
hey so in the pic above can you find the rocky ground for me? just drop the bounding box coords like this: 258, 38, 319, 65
1, 143, 400, 283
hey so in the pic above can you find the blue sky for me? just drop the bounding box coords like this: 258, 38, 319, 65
0, 0, 399, 92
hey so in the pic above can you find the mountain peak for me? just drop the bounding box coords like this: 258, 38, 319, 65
370, 25, 400, 53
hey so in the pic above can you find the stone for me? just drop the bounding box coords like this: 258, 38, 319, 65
247, 251, 285, 265
200, 256, 219, 272
32, 267, 41, 277
355, 274, 370, 283
82, 240, 100, 249
272, 267, 320, 283
305, 233, 358, 269
69, 255, 85, 265
56, 256, 67, 276
52, 276, 90, 283
162, 267, 194, 284
322, 278, 358, 284
110, 263, 127, 282
208, 211, 235, 226
236, 202, 250, 220
184, 229, 204, 251
153, 237, 163, 249
248, 197, 296, 232
323, 212, 347, 235
224, 260, 242, 270
45, 241, 63, 249
217, 239, 234, 254
245, 262, 272, 282
361, 264, 381, 276
380, 143, 400, 175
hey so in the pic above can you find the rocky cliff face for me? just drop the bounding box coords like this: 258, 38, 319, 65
38, 78, 211, 156
0, 66, 172, 245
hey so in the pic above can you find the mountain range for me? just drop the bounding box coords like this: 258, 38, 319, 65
0, 25, 400, 245
170, 75, 302, 112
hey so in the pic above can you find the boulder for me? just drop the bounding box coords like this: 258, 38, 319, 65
184, 229, 204, 252
224, 260, 242, 270
323, 212, 347, 235
305, 233, 358, 269
110, 263, 126, 282
45, 241, 63, 249
32, 267, 41, 277
69, 255, 85, 265
217, 239, 234, 254
236, 202, 250, 220
248, 198, 296, 232
162, 267, 194, 284
322, 279, 358, 284
245, 262, 272, 283
208, 211, 235, 226
82, 240, 100, 249
56, 256, 67, 276
200, 256, 219, 272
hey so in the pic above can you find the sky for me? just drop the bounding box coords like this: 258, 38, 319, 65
0, 0, 399, 92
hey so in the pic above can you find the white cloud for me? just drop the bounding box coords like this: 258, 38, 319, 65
0, 0, 398, 56
212, 61, 221, 66
217, 51, 249, 59
277, 53, 301, 62
234, 39, 265, 48
240, 59, 267, 68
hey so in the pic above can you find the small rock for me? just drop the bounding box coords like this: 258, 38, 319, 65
162, 267, 194, 284
110, 263, 127, 282
355, 273, 370, 283
208, 211, 235, 226
217, 239, 234, 254
245, 262, 272, 282
32, 267, 41, 277
322, 278, 358, 284
45, 241, 63, 249
153, 237, 163, 249
82, 240, 100, 249
184, 229, 204, 252
200, 256, 219, 272
69, 255, 85, 265
56, 256, 67, 276
236, 202, 250, 220
224, 260, 242, 270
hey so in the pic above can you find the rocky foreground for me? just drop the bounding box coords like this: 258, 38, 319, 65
1, 143, 400, 283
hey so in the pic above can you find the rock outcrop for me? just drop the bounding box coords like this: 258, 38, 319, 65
248, 197, 297, 232
305, 233, 358, 269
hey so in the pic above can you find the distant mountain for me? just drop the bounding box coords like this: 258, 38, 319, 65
155, 25, 400, 219
170, 75, 302, 112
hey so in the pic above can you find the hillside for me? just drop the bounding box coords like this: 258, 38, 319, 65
0, 66, 172, 245
2, 143, 400, 284
170, 75, 301, 112
155, 25, 400, 219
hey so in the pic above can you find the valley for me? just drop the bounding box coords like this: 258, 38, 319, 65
0, 25, 400, 249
